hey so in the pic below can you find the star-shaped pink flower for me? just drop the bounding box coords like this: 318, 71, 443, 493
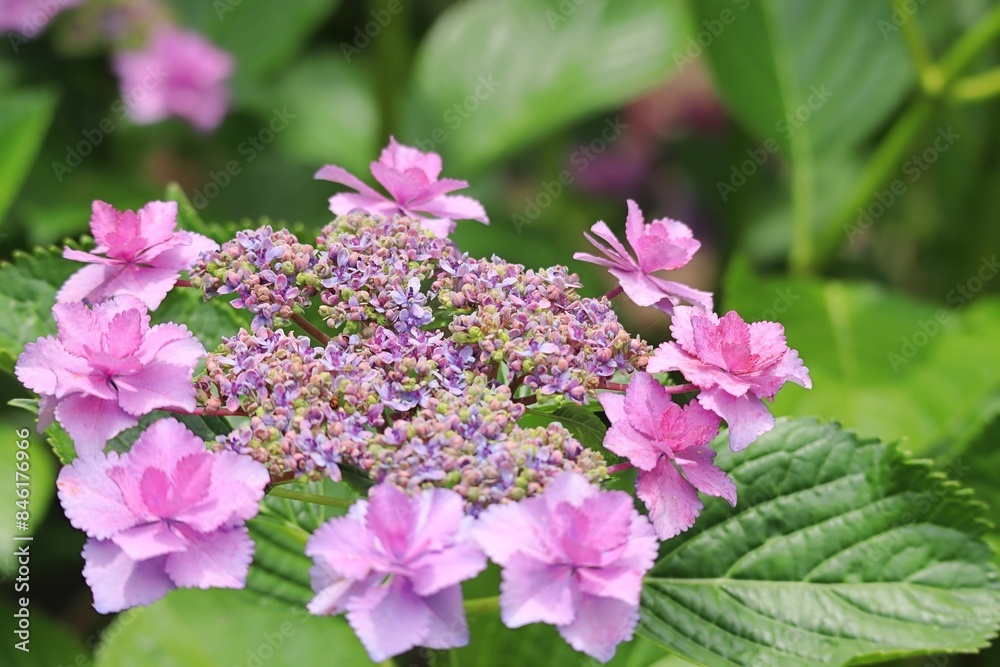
574, 199, 712, 314
472, 473, 658, 663
599, 372, 734, 539
58, 200, 218, 310
315, 137, 489, 238
306, 484, 487, 662
648, 306, 812, 451
57, 418, 269, 613
15, 296, 204, 457
113, 26, 234, 132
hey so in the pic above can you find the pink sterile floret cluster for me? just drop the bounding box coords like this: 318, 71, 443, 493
13, 137, 811, 665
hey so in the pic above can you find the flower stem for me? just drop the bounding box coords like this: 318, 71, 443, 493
175, 279, 192, 288
173, 406, 247, 417
463, 595, 499, 614
662, 383, 697, 394
267, 487, 353, 509
604, 285, 624, 300
951, 66, 1000, 103
606, 462, 634, 475
598, 381, 629, 392
291, 313, 331, 345
513, 395, 538, 407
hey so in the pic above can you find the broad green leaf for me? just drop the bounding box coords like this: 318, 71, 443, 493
0, 245, 77, 373
94, 588, 371, 667
257, 52, 380, 175
0, 598, 87, 666
246, 480, 358, 607
640, 418, 1000, 666
0, 89, 58, 224
0, 414, 55, 575
722, 259, 1000, 455
412, 0, 686, 170
154, 285, 247, 352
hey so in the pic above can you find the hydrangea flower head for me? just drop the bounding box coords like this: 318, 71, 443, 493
306, 484, 487, 662
473, 473, 658, 663
316, 137, 488, 238
599, 372, 734, 539
56, 418, 269, 613
648, 306, 812, 451
574, 199, 712, 314
113, 25, 234, 132
58, 200, 217, 310
15, 296, 204, 456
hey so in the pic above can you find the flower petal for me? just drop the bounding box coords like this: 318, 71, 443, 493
697, 388, 775, 452
82, 538, 173, 614
55, 393, 137, 458
557, 594, 638, 663
499, 553, 576, 628
163, 525, 255, 589
635, 458, 702, 540
57, 453, 140, 539
346, 578, 432, 663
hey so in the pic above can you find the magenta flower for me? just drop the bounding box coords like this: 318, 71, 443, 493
472, 473, 658, 663
648, 306, 812, 452
315, 137, 489, 238
0, 0, 81, 36
15, 296, 204, 457
573, 199, 712, 314
599, 372, 735, 539
57, 418, 269, 613
113, 26, 234, 132
306, 484, 487, 662
58, 200, 217, 310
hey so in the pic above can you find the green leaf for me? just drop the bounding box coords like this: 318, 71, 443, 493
0, 598, 87, 666
411, 0, 686, 170
0, 89, 58, 224
154, 285, 246, 352
0, 245, 77, 373
640, 418, 1000, 666
93, 588, 372, 667
0, 413, 56, 575
722, 259, 1000, 456
246, 480, 359, 607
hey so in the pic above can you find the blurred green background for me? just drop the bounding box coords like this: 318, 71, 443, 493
1, 0, 999, 665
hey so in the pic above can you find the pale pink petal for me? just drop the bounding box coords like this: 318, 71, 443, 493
111, 522, 188, 560
410, 488, 470, 554
414, 194, 489, 224
15, 336, 96, 398
575, 566, 645, 607
346, 579, 432, 663
56, 263, 120, 305
623, 199, 646, 252
82, 539, 173, 614
114, 361, 197, 416
557, 594, 638, 663
315, 164, 386, 201
37, 394, 56, 431
648, 277, 714, 313
174, 450, 268, 532
139, 323, 205, 367
137, 201, 179, 247
596, 391, 626, 424
622, 372, 676, 439
55, 394, 137, 457
540, 471, 599, 513
163, 525, 254, 589
499, 553, 577, 627
378, 137, 442, 180
94, 265, 181, 310
420, 585, 470, 650
635, 459, 702, 539
62, 248, 118, 265
328, 192, 398, 217
587, 221, 634, 267
472, 502, 543, 564
572, 251, 624, 270
602, 423, 661, 471
89, 201, 122, 248
674, 445, 737, 506
371, 162, 424, 204
660, 400, 721, 452
367, 484, 418, 560
417, 217, 456, 238
57, 453, 141, 539
306, 513, 379, 580
143, 232, 219, 269
307, 576, 363, 616
412, 177, 470, 202
767, 348, 812, 392
126, 418, 207, 476
634, 227, 697, 274
608, 268, 668, 307
697, 389, 775, 452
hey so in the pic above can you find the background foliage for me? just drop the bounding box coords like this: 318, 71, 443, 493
2, 0, 999, 665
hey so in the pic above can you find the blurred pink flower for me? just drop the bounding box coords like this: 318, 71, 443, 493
306, 484, 487, 662
316, 136, 489, 238
15, 296, 204, 456
59, 200, 217, 310
574, 199, 712, 314
113, 26, 233, 132
599, 372, 734, 539
57, 418, 269, 613
0, 0, 80, 37
648, 307, 811, 451
473, 473, 658, 663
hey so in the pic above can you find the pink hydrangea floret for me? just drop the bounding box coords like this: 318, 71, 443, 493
306, 483, 487, 662
58, 200, 217, 310
648, 306, 812, 451
574, 199, 712, 314
472, 473, 658, 663
113, 26, 234, 132
15, 296, 204, 457
599, 372, 735, 539
315, 136, 488, 238
56, 418, 269, 613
